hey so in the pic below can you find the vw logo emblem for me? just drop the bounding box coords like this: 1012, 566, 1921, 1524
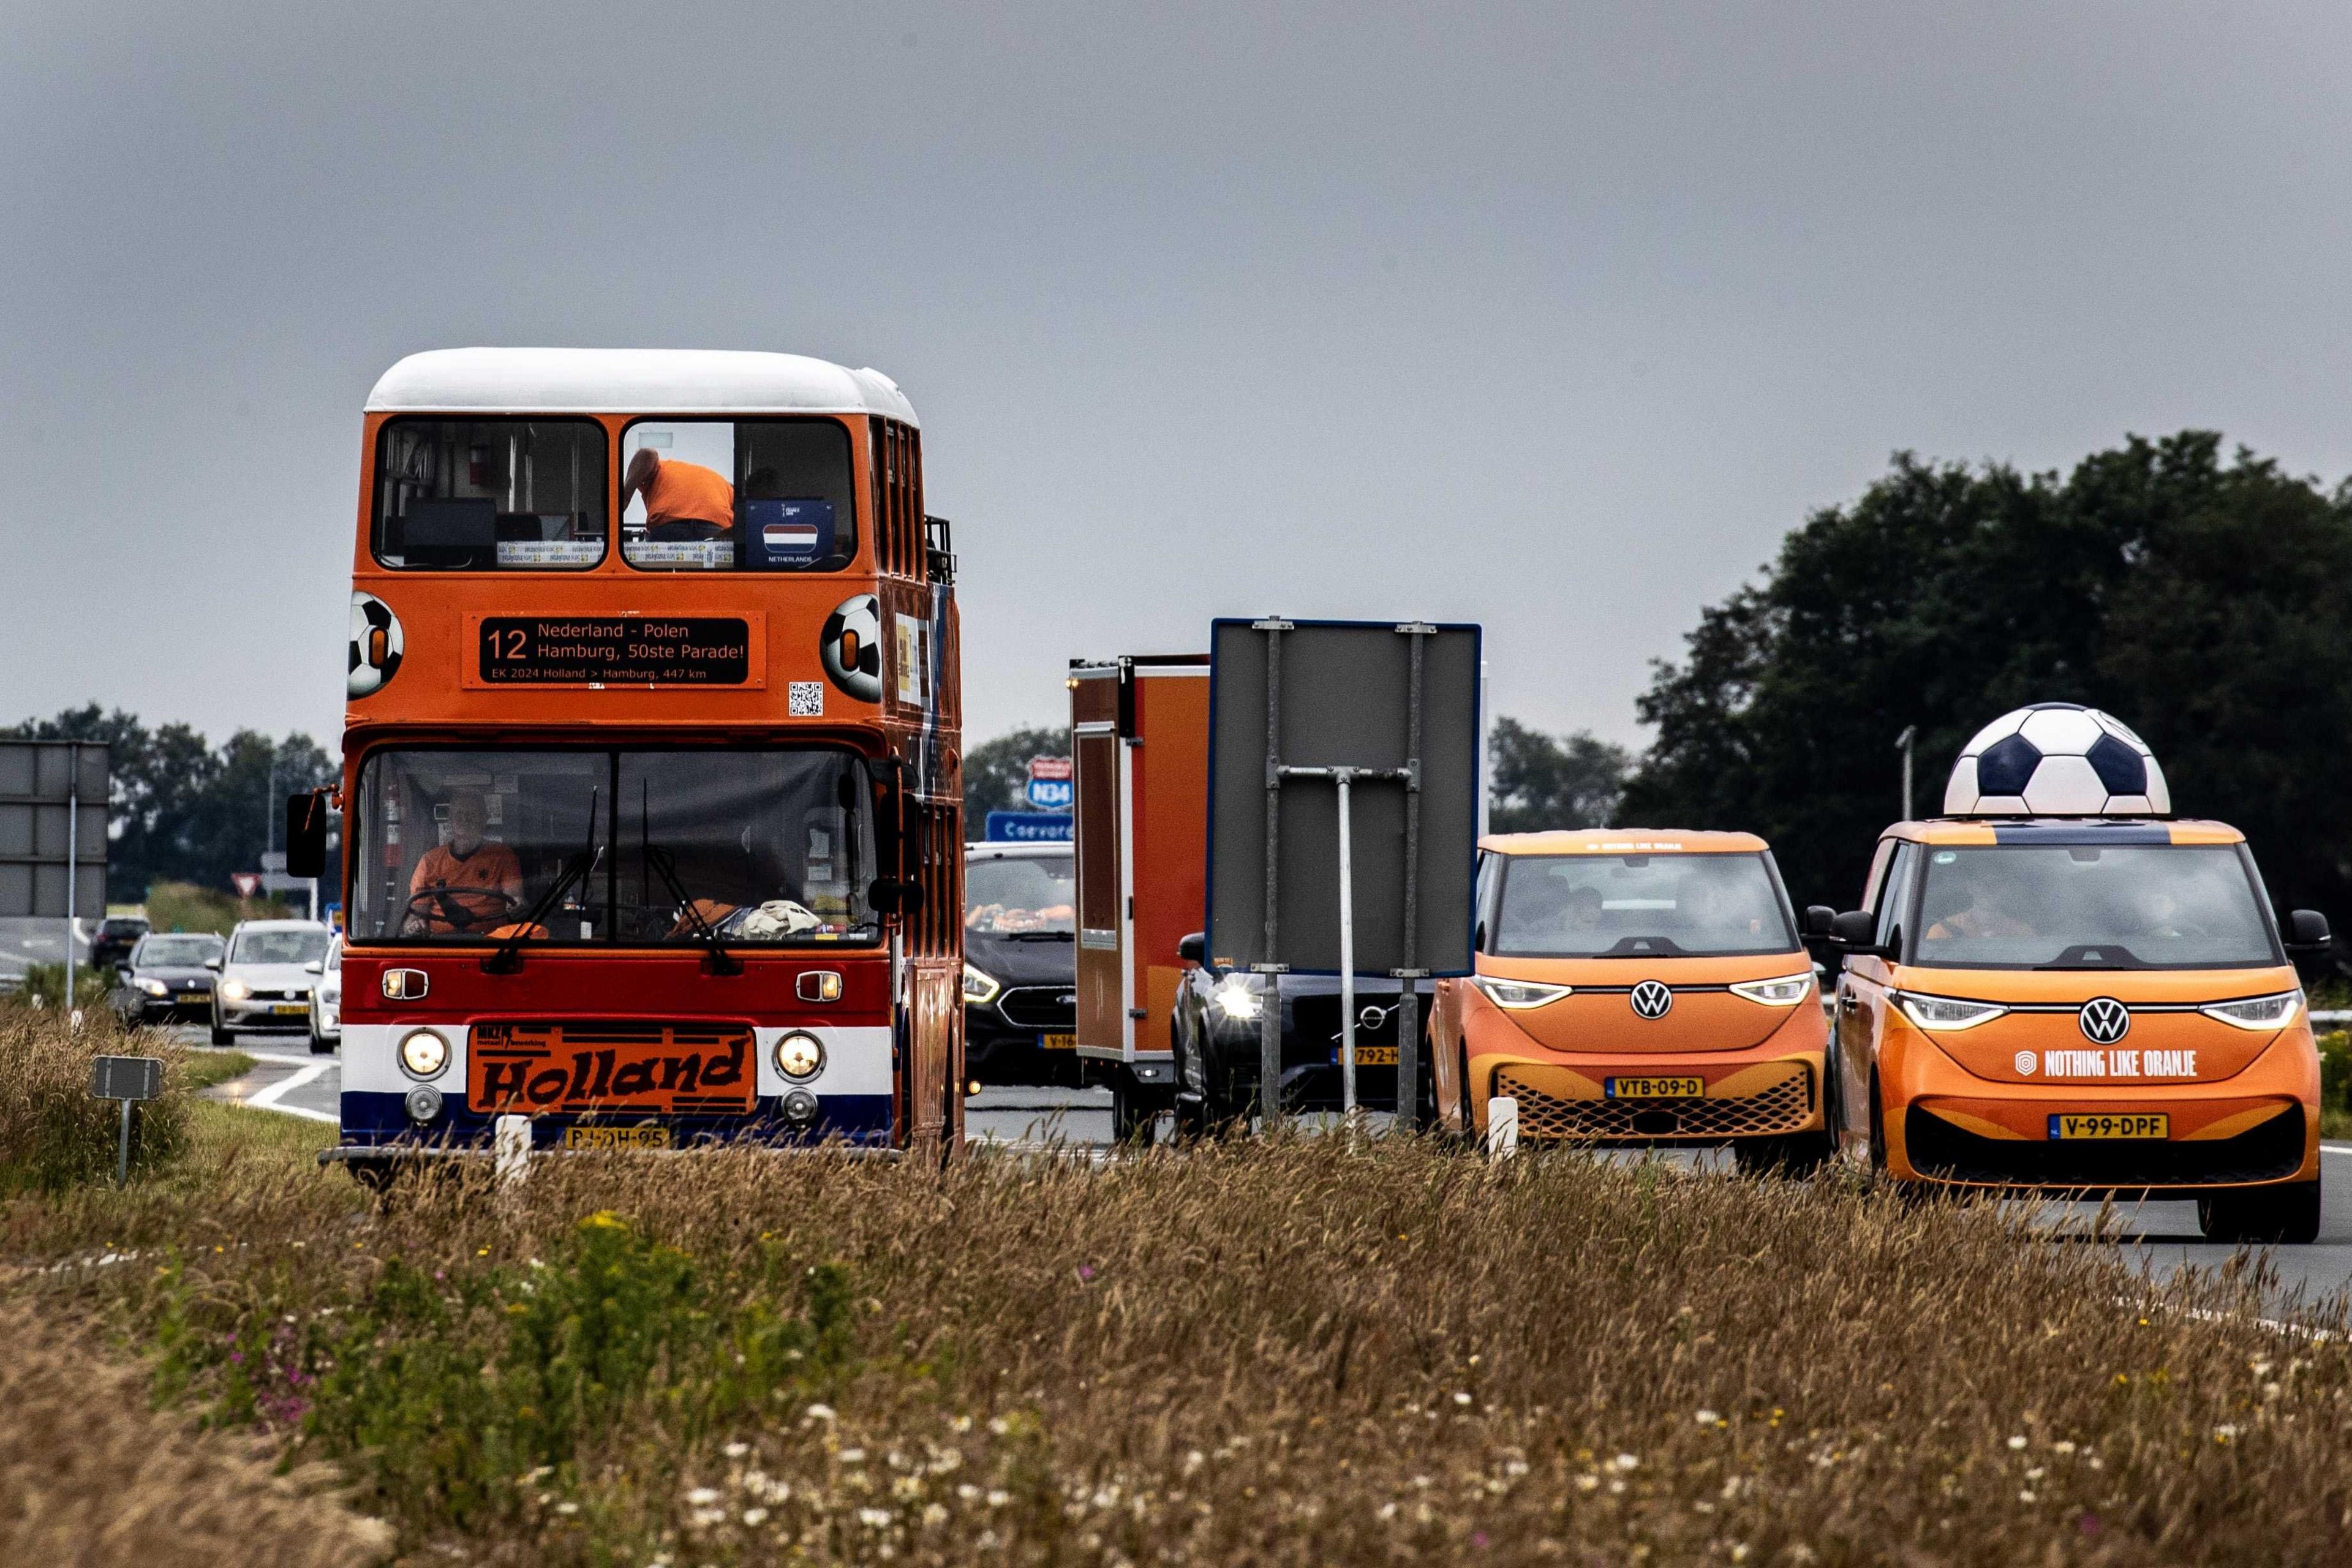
2079, 998, 2131, 1045
1630, 981, 1673, 1020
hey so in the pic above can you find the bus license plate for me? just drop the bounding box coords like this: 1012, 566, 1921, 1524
564, 1125, 674, 1151
1041, 1032, 1076, 1050
2049, 1113, 2169, 1140
1607, 1076, 1703, 1099
1344, 1045, 1399, 1066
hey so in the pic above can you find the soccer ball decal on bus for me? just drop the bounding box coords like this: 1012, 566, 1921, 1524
820, 594, 884, 703
1943, 703, 2169, 818
348, 592, 404, 698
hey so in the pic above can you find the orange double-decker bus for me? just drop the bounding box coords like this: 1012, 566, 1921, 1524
308, 349, 963, 1178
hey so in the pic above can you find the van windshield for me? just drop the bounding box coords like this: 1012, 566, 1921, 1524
1493, 853, 1796, 957
1911, 844, 2278, 969
965, 856, 1076, 935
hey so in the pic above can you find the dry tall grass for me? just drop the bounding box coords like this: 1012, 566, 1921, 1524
0, 1010, 190, 1193
5, 1109, 2349, 1566
0, 1297, 390, 1566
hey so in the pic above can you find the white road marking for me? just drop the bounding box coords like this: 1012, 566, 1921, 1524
236, 1055, 340, 1124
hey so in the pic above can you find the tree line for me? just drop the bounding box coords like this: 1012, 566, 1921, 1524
6, 706, 337, 899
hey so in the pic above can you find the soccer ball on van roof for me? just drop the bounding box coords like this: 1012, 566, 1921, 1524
1942, 703, 2171, 818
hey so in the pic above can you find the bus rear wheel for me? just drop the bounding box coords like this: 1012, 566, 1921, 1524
2198, 1178, 2322, 1245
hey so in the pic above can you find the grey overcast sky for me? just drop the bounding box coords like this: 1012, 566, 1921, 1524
7, 1, 2352, 753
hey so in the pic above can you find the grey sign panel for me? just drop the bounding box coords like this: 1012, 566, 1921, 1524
0, 741, 108, 918
90, 1054, 164, 1102
1206, 619, 1480, 976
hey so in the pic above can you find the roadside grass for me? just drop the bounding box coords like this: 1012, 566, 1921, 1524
182, 1050, 257, 1093
2, 1112, 2348, 1566
0, 1011, 191, 1193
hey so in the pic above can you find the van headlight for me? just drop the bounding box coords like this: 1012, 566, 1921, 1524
398, 1028, 450, 1079
2200, 991, 2302, 1030
961, 963, 1001, 1005
1212, 976, 1261, 1020
774, 1031, 826, 1081
1896, 992, 2007, 1031
1730, 973, 1814, 1007
1474, 976, 1572, 1011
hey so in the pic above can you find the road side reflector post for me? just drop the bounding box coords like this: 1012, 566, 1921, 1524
1487, 1095, 1519, 1161
495, 1114, 532, 1186
88, 1054, 163, 1186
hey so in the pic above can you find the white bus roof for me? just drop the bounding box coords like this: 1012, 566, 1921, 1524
365, 348, 919, 426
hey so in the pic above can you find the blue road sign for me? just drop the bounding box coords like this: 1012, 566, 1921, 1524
986, 811, 1073, 842
1025, 777, 1073, 810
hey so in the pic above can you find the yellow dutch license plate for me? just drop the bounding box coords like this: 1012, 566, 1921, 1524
1041, 1032, 1076, 1050
564, 1126, 674, 1151
2049, 1113, 2168, 1140
1350, 1045, 1400, 1066
271, 1003, 309, 1016
1607, 1076, 1704, 1099
175, 993, 206, 1005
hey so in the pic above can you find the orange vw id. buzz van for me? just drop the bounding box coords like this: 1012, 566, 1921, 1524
1431, 831, 1831, 1174
1823, 816, 2331, 1241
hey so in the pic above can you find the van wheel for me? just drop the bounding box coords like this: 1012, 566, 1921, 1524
2198, 1179, 2323, 1245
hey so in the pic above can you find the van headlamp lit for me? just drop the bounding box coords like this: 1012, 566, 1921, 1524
1896, 993, 2007, 1032
1212, 977, 1261, 1020
398, 1028, 450, 1079
1730, 973, 1814, 1007
774, 1031, 826, 1081
1474, 977, 1572, 1011
2199, 991, 2302, 1030
961, 963, 1001, 1005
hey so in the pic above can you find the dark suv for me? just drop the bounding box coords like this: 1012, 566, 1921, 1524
90, 915, 151, 973
961, 843, 1078, 1085
113, 931, 226, 1025
1169, 949, 1436, 1133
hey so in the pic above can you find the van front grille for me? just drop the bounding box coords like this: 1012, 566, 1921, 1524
1496, 1061, 1812, 1140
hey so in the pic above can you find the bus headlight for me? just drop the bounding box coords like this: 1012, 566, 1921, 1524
398, 1028, 450, 1079
775, 1031, 826, 1081
962, 963, 1001, 1005
404, 1084, 444, 1124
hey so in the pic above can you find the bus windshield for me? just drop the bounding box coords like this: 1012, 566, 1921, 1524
1911, 844, 2277, 969
1493, 853, 1796, 957
349, 747, 878, 946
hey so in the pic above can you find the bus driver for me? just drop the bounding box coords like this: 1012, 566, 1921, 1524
405, 793, 525, 933
623, 448, 735, 541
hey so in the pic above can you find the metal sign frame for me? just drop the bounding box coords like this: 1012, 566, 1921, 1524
1, 741, 108, 1004
1204, 618, 1481, 1123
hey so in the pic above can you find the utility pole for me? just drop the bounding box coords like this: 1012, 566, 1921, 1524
1895, 725, 1918, 821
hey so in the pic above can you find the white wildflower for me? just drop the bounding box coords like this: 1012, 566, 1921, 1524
859, 1507, 892, 1528
2006, 1435, 2028, 1450
1454, 1391, 1473, 1406
805, 1402, 838, 1422
723, 1441, 750, 1459
842, 1447, 867, 1464
554, 1502, 579, 1516
922, 1503, 949, 1526
987, 1490, 1012, 1508
958, 1484, 982, 1501
742, 1507, 768, 1526
685, 1487, 720, 1506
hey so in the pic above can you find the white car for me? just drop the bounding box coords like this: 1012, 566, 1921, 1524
208, 919, 333, 1044
306, 933, 342, 1054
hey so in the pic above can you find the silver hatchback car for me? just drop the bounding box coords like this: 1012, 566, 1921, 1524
306, 933, 342, 1054
208, 919, 333, 1044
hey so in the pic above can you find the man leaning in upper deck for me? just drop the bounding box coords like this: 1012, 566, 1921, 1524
623, 447, 735, 541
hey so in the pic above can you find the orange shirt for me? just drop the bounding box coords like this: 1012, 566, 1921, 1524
643, 459, 734, 530
410, 840, 522, 926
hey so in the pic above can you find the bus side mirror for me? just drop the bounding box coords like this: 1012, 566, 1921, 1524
1178, 932, 1204, 963
869, 878, 921, 914
2285, 909, 2332, 953
285, 791, 329, 879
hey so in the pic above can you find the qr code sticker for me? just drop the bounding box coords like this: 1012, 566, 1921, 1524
788, 681, 824, 717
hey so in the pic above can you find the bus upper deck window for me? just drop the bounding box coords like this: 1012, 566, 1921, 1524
372, 420, 608, 571
621, 418, 858, 572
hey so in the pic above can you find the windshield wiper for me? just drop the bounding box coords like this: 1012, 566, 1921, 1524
641, 843, 743, 975
481, 845, 603, 975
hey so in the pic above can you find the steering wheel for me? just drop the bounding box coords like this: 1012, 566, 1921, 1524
404, 886, 524, 933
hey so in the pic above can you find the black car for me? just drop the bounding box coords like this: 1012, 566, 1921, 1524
90, 914, 151, 973
113, 931, 226, 1025
961, 843, 1079, 1085
1168, 944, 1436, 1133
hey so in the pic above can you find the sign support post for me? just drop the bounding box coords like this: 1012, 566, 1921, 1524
1253, 617, 1291, 1129
88, 1054, 162, 1185
63, 742, 78, 1015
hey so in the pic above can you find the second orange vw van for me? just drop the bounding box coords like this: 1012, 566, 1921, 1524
1431, 831, 1831, 1174
1825, 816, 2329, 1242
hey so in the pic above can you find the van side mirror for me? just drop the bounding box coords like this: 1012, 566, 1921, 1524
285, 791, 329, 879
1473, 921, 1488, 954
1177, 932, 1205, 963
1803, 905, 1839, 939
1830, 910, 1896, 959
2286, 909, 2332, 953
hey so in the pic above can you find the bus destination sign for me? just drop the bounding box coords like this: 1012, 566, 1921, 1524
472, 615, 758, 687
